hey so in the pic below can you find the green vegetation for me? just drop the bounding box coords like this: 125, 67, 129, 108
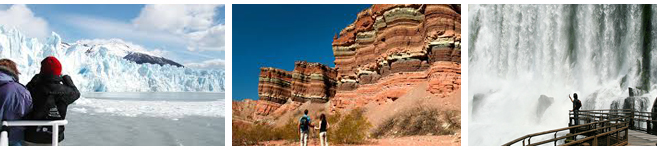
232, 119, 299, 146
329, 108, 372, 144
232, 108, 373, 145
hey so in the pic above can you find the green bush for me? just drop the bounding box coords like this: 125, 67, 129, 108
233, 108, 374, 145
232, 121, 272, 146
329, 108, 372, 144
273, 118, 299, 141
232, 119, 300, 146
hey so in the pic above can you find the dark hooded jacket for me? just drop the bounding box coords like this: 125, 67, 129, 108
0, 66, 32, 142
23, 73, 80, 143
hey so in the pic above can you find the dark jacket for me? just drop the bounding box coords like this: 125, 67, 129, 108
0, 66, 32, 142
23, 73, 80, 143
573, 99, 581, 111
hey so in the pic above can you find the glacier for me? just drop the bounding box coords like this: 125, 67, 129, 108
0, 26, 224, 92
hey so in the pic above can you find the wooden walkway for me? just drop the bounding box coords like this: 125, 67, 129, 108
504, 109, 657, 146
628, 130, 657, 146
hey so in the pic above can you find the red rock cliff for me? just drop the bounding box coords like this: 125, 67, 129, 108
331, 4, 461, 110
258, 61, 337, 105
235, 4, 461, 118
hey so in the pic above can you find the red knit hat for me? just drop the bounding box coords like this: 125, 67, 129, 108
41, 56, 62, 76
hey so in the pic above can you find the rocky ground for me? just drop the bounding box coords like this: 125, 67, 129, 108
258, 135, 460, 146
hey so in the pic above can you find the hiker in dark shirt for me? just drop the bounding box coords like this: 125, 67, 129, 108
298, 109, 313, 146
569, 93, 582, 125
314, 113, 329, 146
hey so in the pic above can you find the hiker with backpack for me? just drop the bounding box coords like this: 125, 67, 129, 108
23, 56, 80, 146
314, 113, 329, 146
299, 109, 313, 146
569, 93, 582, 125
0, 59, 33, 146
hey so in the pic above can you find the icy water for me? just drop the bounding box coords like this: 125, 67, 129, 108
60, 92, 225, 146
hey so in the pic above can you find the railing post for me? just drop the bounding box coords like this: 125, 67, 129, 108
625, 122, 629, 143
630, 110, 636, 130
0, 131, 7, 146
52, 124, 59, 146
1, 121, 6, 146
647, 116, 651, 134
650, 121, 657, 135
607, 132, 618, 146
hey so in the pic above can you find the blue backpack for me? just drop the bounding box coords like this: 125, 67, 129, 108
299, 116, 310, 131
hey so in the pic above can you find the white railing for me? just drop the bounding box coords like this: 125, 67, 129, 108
0, 120, 68, 146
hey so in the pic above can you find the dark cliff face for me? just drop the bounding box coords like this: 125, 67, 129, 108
123, 52, 184, 67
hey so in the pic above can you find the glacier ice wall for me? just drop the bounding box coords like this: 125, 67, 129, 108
0, 26, 224, 92
469, 4, 657, 145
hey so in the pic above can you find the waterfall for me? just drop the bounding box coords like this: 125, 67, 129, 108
468, 4, 657, 145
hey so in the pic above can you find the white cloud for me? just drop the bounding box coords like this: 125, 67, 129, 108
49, 4, 224, 66
133, 4, 219, 34
132, 4, 225, 51
185, 58, 225, 69
63, 14, 186, 47
185, 24, 225, 51
0, 4, 50, 40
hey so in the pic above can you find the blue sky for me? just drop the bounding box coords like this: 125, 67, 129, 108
233, 4, 370, 100
0, 4, 225, 69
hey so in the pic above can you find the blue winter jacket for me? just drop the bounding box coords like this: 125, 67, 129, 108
0, 67, 33, 142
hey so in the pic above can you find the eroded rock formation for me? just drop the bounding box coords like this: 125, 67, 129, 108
258, 61, 337, 105
235, 4, 461, 118
331, 4, 461, 110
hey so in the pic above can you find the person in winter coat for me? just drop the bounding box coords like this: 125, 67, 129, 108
23, 56, 80, 146
0, 59, 33, 146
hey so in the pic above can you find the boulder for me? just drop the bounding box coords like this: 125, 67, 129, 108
536, 95, 554, 119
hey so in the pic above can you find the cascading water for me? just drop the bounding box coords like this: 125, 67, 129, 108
469, 4, 657, 146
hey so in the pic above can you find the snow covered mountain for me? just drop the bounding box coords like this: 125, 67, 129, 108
123, 52, 183, 67
73, 39, 184, 67
0, 26, 224, 92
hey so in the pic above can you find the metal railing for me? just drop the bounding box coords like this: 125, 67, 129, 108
503, 109, 633, 146
569, 109, 633, 126
0, 120, 68, 146
629, 111, 657, 133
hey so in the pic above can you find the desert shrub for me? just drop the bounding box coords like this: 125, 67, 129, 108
443, 110, 461, 134
371, 106, 460, 138
232, 118, 304, 146
329, 108, 372, 144
233, 109, 374, 145
272, 118, 299, 141
232, 121, 274, 146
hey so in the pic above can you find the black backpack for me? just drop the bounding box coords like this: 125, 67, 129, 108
299, 116, 310, 131
25, 94, 65, 143
575, 99, 582, 110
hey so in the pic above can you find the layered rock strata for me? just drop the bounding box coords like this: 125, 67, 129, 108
232, 99, 282, 117
235, 4, 461, 117
258, 61, 337, 104
331, 4, 461, 109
